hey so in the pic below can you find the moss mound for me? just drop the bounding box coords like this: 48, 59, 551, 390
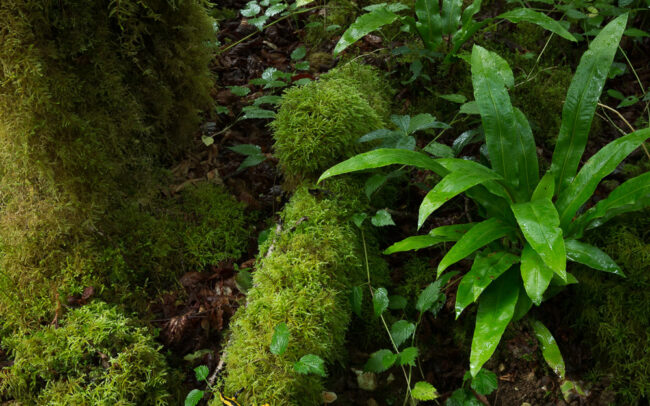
570, 210, 650, 404
0, 0, 217, 329
271, 62, 387, 183
0, 302, 172, 405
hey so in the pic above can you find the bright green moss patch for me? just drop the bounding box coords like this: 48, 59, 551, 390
271, 62, 388, 183
0, 302, 172, 405
219, 182, 387, 405
569, 210, 650, 404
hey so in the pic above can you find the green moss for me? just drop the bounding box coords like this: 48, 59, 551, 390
0, 0, 217, 330
219, 182, 387, 405
271, 63, 388, 183
0, 301, 172, 405
569, 210, 650, 404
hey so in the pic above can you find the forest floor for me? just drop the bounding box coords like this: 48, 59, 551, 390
150, 1, 650, 404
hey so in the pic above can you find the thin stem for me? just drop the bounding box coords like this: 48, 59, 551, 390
598, 102, 650, 160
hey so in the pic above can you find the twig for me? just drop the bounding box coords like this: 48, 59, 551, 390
598, 102, 650, 160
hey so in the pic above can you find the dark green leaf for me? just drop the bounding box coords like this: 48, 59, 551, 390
371, 209, 395, 227
415, 0, 443, 50
455, 251, 519, 318
351, 213, 368, 228
531, 171, 555, 201
253, 95, 282, 106
459, 101, 480, 115
270, 322, 290, 355
470, 269, 519, 376
390, 320, 416, 348
295, 61, 310, 71
184, 389, 204, 406
229, 144, 262, 155
565, 239, 623, 276
520, 243, 555, 305
194, 365, 209, 381
438, 93, 467, 103
452, 128, 483, 155
555, 128, 650, 228
389, 295, 408, 310
294, 354, 326, 377
373, 287, 389, 317
365, 349, 398, 372
437, 218, 514, 277
470, 368, 498, 395
365, 173, 388, 199
408, 113, 450, 133
498, 8, 577, 41
350, 286, 364, 317
398, 347, 419, 366
334, 7, 399, 55
532, 320, 566, 378
237, 154, 267, 172
228, 85, 251, 96
441, 0, 463, 35
291, 45, 307, 60
550, 14, 628, 195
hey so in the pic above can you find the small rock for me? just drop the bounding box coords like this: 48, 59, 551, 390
322, 391, 337, 403
499, 363, 506, 372
352, 368, 377, 391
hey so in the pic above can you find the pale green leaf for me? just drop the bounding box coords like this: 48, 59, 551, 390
411, 381, 439, 400
532, 320, 566, 378
294, 354, 326, 376
270, 322, 290, 355
373, 287, 389, 317
184, 389, 204, 406
371, 209, 396, 227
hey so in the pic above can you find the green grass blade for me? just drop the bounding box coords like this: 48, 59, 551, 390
498, 8, 577, 42
470, 268, 519, 376
334, 7, 399, 55
455, 251, 519, 318
565, 239, 623, 276
569, 171, 650, 237
550, 14, 628, 195
318, 148, 446, 183
556, 128, 650, 229
437, 218, 514, 277
531, 320, 566, 379
511, 199, 566, 276
520, 243, 554, 306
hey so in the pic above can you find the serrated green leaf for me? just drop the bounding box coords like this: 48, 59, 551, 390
294, 354, 326, 377
437, 218, 514, 277
350, 286, 363, 317
564, 239, 623, 276
389, 295, 408, 310
550, 14, 628, 195
242, 107, 276, 120
411, 381, 439, 401
241, 1, 261, 17
455, 251, 519, 318
555, 128, 650, 228
194, 365, 209, 381
398, 347, 419, 366
371, 209, 395, 227
470, 368, 498, 395
511, 199, 566, 275
373, 287, 389, 317
365, 349, 398, 372
334, 7, 399, 55
270, 322, 290, 355
470, 269, 519, 376
532, 320, 566, 378
498, 8, 577, 42
290, 45, 306, 60
253, 95, 282, 106
319, 148, 446, 183
384, 223, 474, 255
390, 320, 416, 348
265, 2, 287, 17
248, 15, 269, 30
520, 243, 554, 305
228, 85, 251, 96
184, 389, 204, 406
416, 282, 442, 313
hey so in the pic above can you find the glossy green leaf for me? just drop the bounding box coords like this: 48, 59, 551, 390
556, 128, 650, 229
384, 223, 474, 254
531, 171, 555, 201
365, 349, 398, 372
437, 218, 514, 277
455, 251, 519, 318
194, 365, 209, 381
550, 14, 628, 195
390, 320, 416, 348
184, 389, 204, 406
270, 322, 290, 355
350, 286, 363, 317
398, 347, 419, 366
441, 0, 463, 35
373, 287, 389, 317
241, 1, 261, 17
520, 243, 555, 305
415, 0, 443, 50
294, 354, 326, 377
334, 7, 399, 55
415, 271, 457, 314
511, 199, 566, 275
532, 320, 566, 379
319, 149, 446, 183
470, 269, 520, 376
460, 0, 482, 26
418, 164, 502, 229
472, 45, 535, 200
498, 8, 577, 42
411, 381, 439, 401
570, 172, 650, 237
565, 239, 623, 276
512, 107, 540, 199
512, 285, 533, 322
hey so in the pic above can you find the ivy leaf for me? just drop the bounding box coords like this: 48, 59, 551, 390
390, 320, 416, 348
294, 354, 326, 377
411, 381, 439, 401
184, 389, 204, 406
364, 349, 398, 372
194, 365, 209, 381
371, 209, 395, 226
373, 287, 389, 317
270, 322, 290, 355
398, 347, 419, 366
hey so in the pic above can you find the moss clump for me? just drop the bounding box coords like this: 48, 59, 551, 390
0, 302, 172, 405
0, 0, 216, 329
219, 182, 387, 405
569, 210, 650, 404
271, 63, 387, 183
